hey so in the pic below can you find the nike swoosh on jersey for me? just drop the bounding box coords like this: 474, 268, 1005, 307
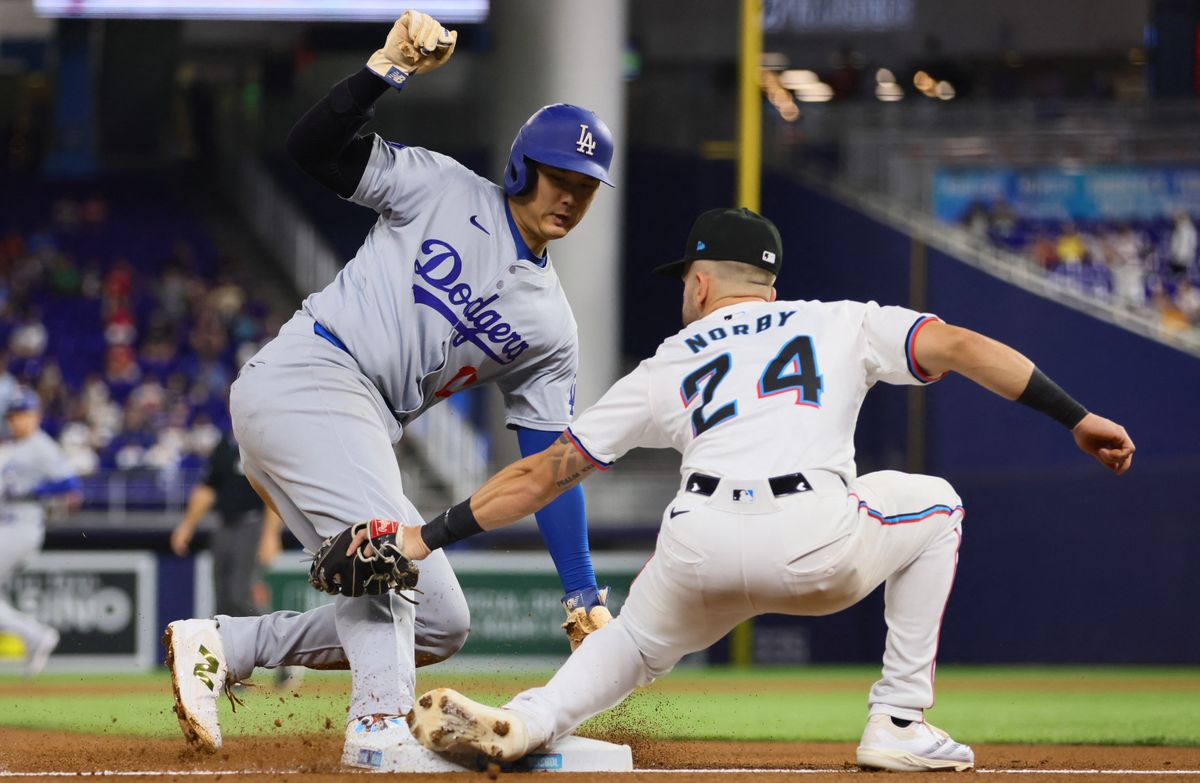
469, 215, 490, 235
668, 507, 690, 519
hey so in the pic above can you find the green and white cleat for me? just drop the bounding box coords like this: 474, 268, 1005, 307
163, 619, 226, 752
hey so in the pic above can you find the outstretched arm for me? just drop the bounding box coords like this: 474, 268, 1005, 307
402, 434, 598, 560
912, 321, 1135, 475
516, 427, 597, 594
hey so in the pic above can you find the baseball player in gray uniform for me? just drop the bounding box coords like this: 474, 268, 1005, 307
164, 10, 616, 771
400, 208, 1136, 772
0, 389, 82, 677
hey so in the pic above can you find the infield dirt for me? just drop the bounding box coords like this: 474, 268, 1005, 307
3, 725, 1200, 782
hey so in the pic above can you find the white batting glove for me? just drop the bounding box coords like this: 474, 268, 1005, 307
367, 10, 458, 91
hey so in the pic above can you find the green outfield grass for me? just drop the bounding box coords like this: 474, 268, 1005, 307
1, 665, 1197, 746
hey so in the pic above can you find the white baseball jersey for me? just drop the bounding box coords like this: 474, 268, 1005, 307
302, 136, 578, 429
566, 299, 944, 480
0, 430, 77, 527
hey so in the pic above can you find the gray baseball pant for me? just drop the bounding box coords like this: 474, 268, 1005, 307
0, 521, 56, 650
226, 316, 469, 721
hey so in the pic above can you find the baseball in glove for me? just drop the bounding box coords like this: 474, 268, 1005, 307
309, 519, 420, 598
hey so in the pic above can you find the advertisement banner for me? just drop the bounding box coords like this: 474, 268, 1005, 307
933, 166, 1200, 223
0, 552, 158, 670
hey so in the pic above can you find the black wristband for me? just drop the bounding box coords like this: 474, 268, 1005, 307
1017, 368, 1088, 429
420, 498, 484, 552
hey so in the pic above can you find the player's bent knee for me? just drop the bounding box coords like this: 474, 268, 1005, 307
911, 474, 962, 515
414, 590, 471, 666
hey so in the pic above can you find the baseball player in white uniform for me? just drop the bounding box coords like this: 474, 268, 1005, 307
163, 10, 617, 771
0, 389, 82, 677
399, 208, 1136, 772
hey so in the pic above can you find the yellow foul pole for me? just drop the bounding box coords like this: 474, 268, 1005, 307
730, 0, 762, 669
737, 0, 763, 212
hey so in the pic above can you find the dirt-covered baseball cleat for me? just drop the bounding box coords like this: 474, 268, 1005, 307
856, 713, 974, 772
408, 687, 531, 762
163, 619, 227, 752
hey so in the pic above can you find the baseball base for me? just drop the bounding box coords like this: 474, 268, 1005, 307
360, 736, 633, 773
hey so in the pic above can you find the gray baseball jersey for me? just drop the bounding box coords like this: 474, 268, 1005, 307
302, 136, 578, 430
0, 430, 77, 527
566, 299, 944, 480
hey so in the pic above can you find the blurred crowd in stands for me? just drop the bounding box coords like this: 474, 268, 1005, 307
0, 185, 287, 507
962, 203, 1200, 334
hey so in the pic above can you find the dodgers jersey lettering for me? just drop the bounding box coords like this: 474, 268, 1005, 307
566, 300, 944, 480
302, 136, 579, 429
0, 431, 76, 527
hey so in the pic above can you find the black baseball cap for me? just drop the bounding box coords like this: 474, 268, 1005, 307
653, 207, 783, 278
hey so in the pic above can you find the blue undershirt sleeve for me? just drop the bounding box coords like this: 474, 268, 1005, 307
515, 426, 597, 594
32, 475, 82, 499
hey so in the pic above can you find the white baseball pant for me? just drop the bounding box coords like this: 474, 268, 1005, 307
504, 469, 964, 746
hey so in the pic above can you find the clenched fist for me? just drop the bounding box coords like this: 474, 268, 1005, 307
367, 10, 458, 90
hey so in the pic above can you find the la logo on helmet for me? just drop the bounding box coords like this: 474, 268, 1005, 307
575, 124, 596, 156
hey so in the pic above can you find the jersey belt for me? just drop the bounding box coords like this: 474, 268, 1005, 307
685, 471, 818, 498
312, 321, 404, 423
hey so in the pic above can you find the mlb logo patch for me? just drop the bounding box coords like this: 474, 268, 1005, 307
762, 250, 776, 265
732, 488, 755, 502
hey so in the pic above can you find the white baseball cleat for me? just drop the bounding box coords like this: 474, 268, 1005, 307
24, 628, 59, 679
408, 687, 531, 762
856, 713, 974, 772
163, 619, 227, 752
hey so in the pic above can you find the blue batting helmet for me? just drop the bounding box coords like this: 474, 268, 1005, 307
5, 388, 39, 415
503, 103, 615, 197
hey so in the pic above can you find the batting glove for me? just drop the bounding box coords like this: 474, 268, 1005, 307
367, 10, 458, 92
561, 585, 612, 651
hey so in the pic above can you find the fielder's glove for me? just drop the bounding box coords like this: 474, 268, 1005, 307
367, 10, 458, 91
309, 519, 420, 598
561, 586, 612, 651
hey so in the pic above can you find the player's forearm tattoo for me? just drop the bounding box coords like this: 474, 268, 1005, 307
547, 434, 596, 490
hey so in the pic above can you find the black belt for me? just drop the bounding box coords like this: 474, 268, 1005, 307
685, 472, 814, 498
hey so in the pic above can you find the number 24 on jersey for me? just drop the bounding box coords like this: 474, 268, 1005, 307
680, 336, 824, 437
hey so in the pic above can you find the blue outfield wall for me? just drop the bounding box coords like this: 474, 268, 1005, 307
924, 252, 1200, 663
623, 158, 1200, 663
